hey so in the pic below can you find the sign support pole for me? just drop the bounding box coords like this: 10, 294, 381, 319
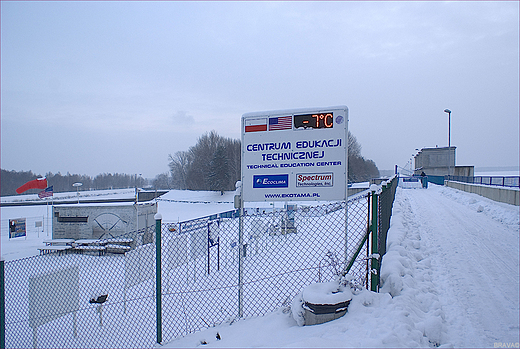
344, 111, 349, 268
370, 190, 379, 292
155, 213, 162, 344
238, 188, 244, 319
1, 259, 5, 349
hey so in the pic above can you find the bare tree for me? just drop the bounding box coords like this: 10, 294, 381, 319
153, 172, 171, 189
348, 131, 362, 159
226, 138, 241, 188
168, 151, 192, 190
347, 131, 380, 182
208, 145, 230, 193
168, 131, 242, 191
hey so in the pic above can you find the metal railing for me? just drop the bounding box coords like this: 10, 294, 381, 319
447, 175, 519, 188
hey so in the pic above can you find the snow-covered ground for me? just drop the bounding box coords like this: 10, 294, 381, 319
0, 188, 137, 204
164, 185, 519, 348
0, 187, 366, 261
2, 184, 519, 347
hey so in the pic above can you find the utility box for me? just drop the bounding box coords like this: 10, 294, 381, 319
300, 281, 352, 326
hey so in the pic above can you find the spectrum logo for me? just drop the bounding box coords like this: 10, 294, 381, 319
253, 174, 289, 188
296, 172, 333, 187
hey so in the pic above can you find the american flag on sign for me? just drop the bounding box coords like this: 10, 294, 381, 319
269, 116, 292, 131
38, 186, 53, 199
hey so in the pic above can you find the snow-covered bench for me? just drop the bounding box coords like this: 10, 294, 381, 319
100, 238, 133, 245
74, 245, 106, 256
38, 245, 72, 256
105, 244, 131, 254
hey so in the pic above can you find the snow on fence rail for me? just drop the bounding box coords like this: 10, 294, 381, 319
1, 178, 398, 348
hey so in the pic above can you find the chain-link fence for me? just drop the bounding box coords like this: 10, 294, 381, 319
3, 228, 158, 348
378, 177, 398, 257
1, 180, 398, 348
160, 197, 371, 343
342, 176, 398, 293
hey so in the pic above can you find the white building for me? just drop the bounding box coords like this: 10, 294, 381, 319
52, 201, 157, 240
414, 146, 474, 177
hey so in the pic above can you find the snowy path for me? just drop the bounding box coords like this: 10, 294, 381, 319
396, 186, 519, 347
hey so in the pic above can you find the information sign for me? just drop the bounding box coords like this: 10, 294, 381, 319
241, 106, 348, 202
9, 218, 26, 239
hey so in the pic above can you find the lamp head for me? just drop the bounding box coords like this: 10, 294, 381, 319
444, 109, 451, 114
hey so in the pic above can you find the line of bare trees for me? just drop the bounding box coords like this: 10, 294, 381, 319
347, 132, 380, 183
1, 131, 379, 196
0, 170, 145, 196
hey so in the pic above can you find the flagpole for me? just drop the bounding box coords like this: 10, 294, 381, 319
46, 200, 49, 237
39, 186, 53, 237
51, 196, 54, 237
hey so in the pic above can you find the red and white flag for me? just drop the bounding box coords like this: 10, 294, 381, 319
245, 117, 267, 132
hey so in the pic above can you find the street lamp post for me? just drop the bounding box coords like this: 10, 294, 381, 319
444, 109, 452, 176
444, 109, 451, 148
135, 174, 142, 233
73, 182, 83, 204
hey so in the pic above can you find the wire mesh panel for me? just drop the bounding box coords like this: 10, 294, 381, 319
161, 216, 240, 342
378, 177, 398, 257
346, 194, 371, 288
241, 202, 346, 318
160, 198, 371, 342
4, 229, 158, 349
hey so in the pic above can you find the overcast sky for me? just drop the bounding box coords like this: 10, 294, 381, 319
1, 1, 518, 179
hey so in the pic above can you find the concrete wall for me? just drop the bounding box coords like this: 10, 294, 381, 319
138, 190, 168, 202
445, 181, 519, 206
454, 166, 474, 177
348, 187, 369, 197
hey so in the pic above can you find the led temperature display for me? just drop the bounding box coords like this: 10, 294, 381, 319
293, 113, 333, 129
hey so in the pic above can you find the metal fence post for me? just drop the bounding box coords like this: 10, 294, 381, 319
1, 259, 5, 349
370, 188, 379, 292
155, 213, 162, 344
238, 200, 244, 318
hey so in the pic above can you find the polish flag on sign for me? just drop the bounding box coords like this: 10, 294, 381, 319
16, 177, 48, 194
245, 117, 267, 132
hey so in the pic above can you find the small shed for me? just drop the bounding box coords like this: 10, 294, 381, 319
52, 202, 157, 240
